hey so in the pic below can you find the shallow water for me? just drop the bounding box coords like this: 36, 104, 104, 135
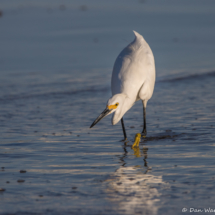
1, 1, 215, 215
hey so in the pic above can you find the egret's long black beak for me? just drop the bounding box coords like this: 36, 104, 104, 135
90, 108, 112, 128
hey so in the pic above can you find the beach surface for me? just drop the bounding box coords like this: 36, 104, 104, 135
1, 1, 215, 214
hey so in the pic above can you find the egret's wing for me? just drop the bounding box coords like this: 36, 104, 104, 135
111, 31, 155, 101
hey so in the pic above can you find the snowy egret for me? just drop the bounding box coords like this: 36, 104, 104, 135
90, 31, 156, 141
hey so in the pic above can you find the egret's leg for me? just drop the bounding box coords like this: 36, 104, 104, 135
121, 118, 127, 141
141, 102, 147, 137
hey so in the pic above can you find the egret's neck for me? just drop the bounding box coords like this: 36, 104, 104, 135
122, 95, 135, 116
112, 94, 134, 125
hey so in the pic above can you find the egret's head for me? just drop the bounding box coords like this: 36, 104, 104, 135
90, 94, 126, 128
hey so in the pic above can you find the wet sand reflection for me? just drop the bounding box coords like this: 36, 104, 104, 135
106, 147, 168, 215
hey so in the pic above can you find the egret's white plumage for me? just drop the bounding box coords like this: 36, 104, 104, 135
90, 31, 156, 140
109, 31, 155, 125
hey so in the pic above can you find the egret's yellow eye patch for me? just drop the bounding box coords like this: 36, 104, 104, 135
107, 102, 119, 110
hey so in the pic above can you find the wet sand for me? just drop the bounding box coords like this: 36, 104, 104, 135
1, 1, 215, 215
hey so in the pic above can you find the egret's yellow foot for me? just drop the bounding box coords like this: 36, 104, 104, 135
132, 133, 141, 148
133, 147, 141, 157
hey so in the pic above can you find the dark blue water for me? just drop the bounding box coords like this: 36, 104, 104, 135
0, 1, 215, 214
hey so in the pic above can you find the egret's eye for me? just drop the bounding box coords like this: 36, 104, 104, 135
107, 103, 119, 110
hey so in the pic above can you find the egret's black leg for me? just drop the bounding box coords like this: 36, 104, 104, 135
121, 118, 127, 141
141, 104, 147, 137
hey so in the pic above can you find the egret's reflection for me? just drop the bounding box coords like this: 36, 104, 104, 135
106, 145, 166, 215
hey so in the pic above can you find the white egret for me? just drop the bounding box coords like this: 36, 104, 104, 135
90, 31, 156, 141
